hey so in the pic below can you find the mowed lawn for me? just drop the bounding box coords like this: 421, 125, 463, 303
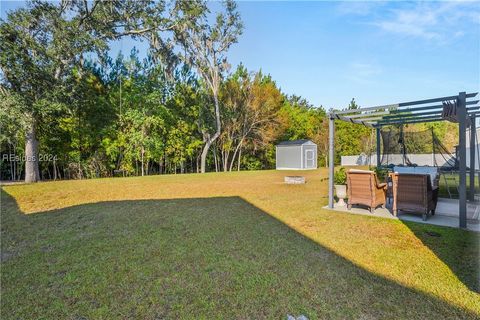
1, 169, 479, 319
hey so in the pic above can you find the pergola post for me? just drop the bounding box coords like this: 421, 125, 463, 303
328, 114, 335, 209
458, 92, 467, 228
376, 128, 381, 167
469, 115, 476, 201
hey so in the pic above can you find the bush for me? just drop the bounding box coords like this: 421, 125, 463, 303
373, 166, 389, 182
334, 167, 346, 185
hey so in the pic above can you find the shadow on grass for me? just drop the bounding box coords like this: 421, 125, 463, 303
402, 220, 480, 293
0, 189, 478, 319
338, 200, 479, 294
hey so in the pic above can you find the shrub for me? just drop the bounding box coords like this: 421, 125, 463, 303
373, 166, 389, 182
334, 167, 346, 185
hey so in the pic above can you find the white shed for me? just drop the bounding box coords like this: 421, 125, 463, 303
276, 139, 317, 170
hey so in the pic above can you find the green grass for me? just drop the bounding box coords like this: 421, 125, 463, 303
1, 169, 479, 319
437, 172, 478, 199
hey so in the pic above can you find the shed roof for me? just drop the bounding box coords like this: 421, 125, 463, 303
276, 139, 315, 146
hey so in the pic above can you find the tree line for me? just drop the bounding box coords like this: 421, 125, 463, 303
1, 46, 346, 180
0, 0, 455, 182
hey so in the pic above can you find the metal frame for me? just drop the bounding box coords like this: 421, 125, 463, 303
328, 92, 479, 229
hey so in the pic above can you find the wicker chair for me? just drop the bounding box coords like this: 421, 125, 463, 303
347, 170, 387, 213
390, 173, 439, 221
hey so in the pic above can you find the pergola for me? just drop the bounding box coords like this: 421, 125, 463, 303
327, 92, 479, 228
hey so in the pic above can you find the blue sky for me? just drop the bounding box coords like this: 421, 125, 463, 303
1, 1, 479, 109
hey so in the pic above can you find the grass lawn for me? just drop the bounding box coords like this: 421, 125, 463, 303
437, 172, 478, 199
1, 169, 479, 319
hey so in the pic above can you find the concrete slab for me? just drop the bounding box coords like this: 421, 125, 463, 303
324, 197, 480, 232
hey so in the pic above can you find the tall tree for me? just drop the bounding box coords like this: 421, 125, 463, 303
0, 0, 200, 182
219, 67, 285, 171
0, 87, 27, 180
175, 0, 243, 173
334, 98, 373, 164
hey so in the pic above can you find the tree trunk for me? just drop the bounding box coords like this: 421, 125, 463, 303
200, 93, 222, 173
197, 152, 201, 173
53, 157, 57, 180
221, 149, 225, 172
8, 144, 13, 181
12, 144, 17, 181
141, 146, 145, 176
237, 147, 242, 171
57, 162, 62, 180
223, 149, 230, 172
24, 120, 40, 183
229, 138, 244, 172
213, 144, 219, 172
200, 139, 212, 173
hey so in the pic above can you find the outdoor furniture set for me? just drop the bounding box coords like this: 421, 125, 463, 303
346, 167, 439, 220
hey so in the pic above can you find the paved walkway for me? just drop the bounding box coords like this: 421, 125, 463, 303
325, 198, 480, 232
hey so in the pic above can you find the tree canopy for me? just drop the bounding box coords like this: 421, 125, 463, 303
0, 1, 459, 181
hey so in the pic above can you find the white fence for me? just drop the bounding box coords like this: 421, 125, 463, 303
341, 150, 479, 169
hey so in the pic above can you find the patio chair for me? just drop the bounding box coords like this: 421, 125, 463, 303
346, 170, 387, 213
393, 166, 439, 188
390, 173, 439, 221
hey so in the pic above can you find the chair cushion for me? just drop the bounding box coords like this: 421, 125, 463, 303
414, 166, 438, 183
348, 169, 373, 174
393, 166, 438, 187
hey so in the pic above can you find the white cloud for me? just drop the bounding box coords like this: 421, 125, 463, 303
374, 5, 441, 39
340, 1, 480, 43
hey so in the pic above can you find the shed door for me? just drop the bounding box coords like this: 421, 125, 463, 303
305, 149, 314, 168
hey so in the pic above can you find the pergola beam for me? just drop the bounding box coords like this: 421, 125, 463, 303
375, 110, 480, 127
333, 92, 478, 116
376, 116, 446, 126
383, 110, 444, 120
397, 92, 478, 108
389, 100, 479, 115
331, 113, 375, 127
333, 104, 398, 115
353, 117, 384, 122
346, 111, 391, 119
332, 101, 479, 126
384, 106, 480, 120
341, 100, 479, 122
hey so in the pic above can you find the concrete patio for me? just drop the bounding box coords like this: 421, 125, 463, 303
325, 197, 480, 232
